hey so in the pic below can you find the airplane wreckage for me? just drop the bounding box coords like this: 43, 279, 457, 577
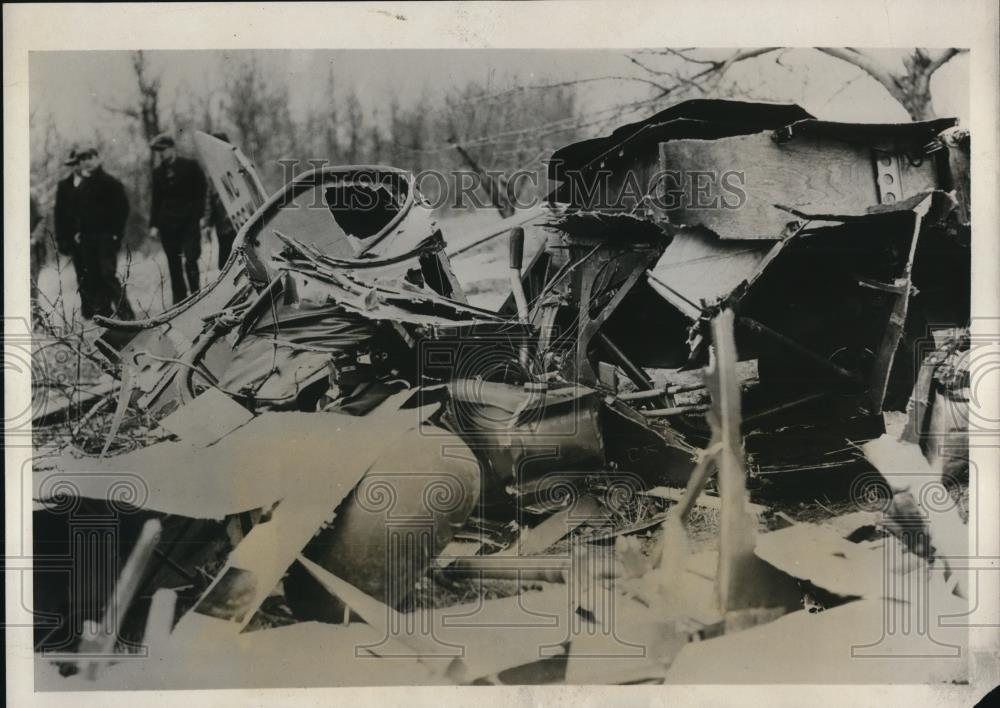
33, 100, 972, 686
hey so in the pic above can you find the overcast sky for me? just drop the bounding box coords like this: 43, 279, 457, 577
29, 48, 969, 148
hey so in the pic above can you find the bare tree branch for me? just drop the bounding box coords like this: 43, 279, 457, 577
657, 48, 719, 66
103, 104, 141, 120
450, 75, 678, 107
712, 47, 783, 74
815, 47, 901, 97
927, 48, 967, 74
632, 46, 968, 121
450, 141, 515, 218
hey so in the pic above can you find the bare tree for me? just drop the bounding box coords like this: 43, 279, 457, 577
368, 111, 385, 164
439, 79, 579, 217
223, 56, 296, 186
814, 48, 964, 121
633, 47, 967, 121
320, 67, 341, 161
105, 51, 163, 170
300, 66, 342, 164
342, 88, 364, 164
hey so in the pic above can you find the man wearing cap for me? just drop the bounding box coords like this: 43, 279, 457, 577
54, 147, 130, 319
149, 133, 208, 304
72, 146, 133, 319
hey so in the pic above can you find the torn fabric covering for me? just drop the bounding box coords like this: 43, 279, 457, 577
646, 228, 783, 319
217, 302, 374, 404
771, 116, 957, 148
549, 99, 813, 179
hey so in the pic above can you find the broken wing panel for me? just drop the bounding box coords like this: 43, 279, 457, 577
172, 393, 439, 638
646, 229, 781, 318
34, 411, 362, 518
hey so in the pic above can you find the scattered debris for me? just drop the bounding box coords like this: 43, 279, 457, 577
33, 101, 972, 686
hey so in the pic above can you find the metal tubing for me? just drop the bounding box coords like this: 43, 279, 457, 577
738, 317, 862, 385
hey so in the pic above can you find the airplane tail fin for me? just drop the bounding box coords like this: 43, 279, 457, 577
194, 131, 269, 232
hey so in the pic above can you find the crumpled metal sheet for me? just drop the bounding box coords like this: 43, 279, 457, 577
775, 188, 957, 222
647, 190, 958, 321
241, 165, 440, 284
216, 302, 373, 403
38, 583, 589, 688
646, 228, 782, 318
663, 584, 967, 684
36, 621, 443, 690
33, 407, 430, 519
194, 131, 268, 235
288, 266, 508, 327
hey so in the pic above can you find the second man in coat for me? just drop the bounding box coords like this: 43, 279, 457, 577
149, 133, 208, 304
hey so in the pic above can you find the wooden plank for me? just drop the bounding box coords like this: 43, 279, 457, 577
79, 519, 162, 679
708, 310, 760, 613
868, 196, 930, 412
659, 133, 882, 239
141, 588, 177, 661
503, 495, 605, 556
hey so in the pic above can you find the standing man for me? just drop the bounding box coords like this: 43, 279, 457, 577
54, 148, 87, 314
149, 133, 207, 304
202, 132, 239, 270
73, 146, 133, 319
